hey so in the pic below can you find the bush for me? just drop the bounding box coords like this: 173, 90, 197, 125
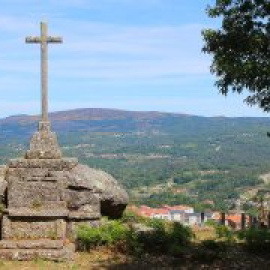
101, 220, 128, 245
214, 225, 235, 243
124, 227, 143, 255
77, 226, 103, 250
138, 219, 168, 253
77, 217, 193, 256
77, 220, 128, 251
237, 228, 270, 253
140, 219, 193, 254
201, 239, 227, 252
168, 222, 193, 246
121, 210, 146, 224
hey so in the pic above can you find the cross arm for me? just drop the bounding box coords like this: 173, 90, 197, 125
47, 36, 63, 43
25, 36, 41, 43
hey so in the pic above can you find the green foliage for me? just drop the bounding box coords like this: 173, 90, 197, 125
77, 217, 192, 257
204, 219, 218, 227
169, 222, 194, 247
201, 239, 222, 251
140, 219, 168, 253
77, 220, 128, 250
0, 203, 5, 214
121, 210, 147, 224
237, 228, 270, 252
140, 219, 193, 255
202, 0, 270, 111
195, 239, 228, 263
173, 171, 200, 185
2, 113, 270, 211
215, 225, 235, 243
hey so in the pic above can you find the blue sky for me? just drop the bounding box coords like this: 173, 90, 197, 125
0, 0, 267, 117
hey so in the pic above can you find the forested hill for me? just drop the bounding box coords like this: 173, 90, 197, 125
0, 107, 270, 136
1, 108, 270, 210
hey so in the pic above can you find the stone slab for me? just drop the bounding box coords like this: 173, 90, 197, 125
2, 216, 66, 240
0, 239, 64, 249
68, 211, 101, 220
0, 243, 75, 261
5, 208, 69, 217
8, 181, 62, 208
8, 158, 78, 170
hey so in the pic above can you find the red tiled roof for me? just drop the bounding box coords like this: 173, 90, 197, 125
133, 205, 194, 218
164, 206, 193, 211
151, 209, 169, 215
227, 215, 241, 224
136, 206, 170, 217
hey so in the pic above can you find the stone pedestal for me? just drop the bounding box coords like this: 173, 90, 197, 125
0, 123, 100, 261
0, 121, 128, 261
25, 121, 62, 159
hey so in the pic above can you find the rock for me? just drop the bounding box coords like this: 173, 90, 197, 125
69, 165, 129, 218
0, 179, 7, 201
0, 166, 7, 202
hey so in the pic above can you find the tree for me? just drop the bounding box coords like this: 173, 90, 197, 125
202, 0, 270, 111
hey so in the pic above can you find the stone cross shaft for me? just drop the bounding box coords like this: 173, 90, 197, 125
26, 22, 63, 123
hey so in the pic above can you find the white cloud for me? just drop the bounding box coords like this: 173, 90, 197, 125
0, 16, 210, 81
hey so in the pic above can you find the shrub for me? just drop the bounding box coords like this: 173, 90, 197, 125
77, 220, 128, 251
201, 239, 227, 252
214, 225, 235, 243
138, 219, 168, 253
168, 243, 187, 257
168, 222, 193, 246
124, 227, 143, 255
100, 220, 129, 245
140, 219, 193, 254
237, 228, 270, 253
121, 210, 145, 224
77, 217, 193, 256
77, 225, 103, 250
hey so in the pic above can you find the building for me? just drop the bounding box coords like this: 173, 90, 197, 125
169, 210, 186, 222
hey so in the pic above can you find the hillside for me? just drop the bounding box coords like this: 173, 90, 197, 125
1, 108, 270, 210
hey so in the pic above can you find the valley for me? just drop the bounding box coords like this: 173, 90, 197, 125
1, 108, 270, 211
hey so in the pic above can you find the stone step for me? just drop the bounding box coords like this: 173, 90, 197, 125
68, 210, 101, 220
0, 239, 64, 249
0, 243, 75, 261
6, 208, 69, 217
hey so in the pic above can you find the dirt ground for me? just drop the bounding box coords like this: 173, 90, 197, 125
0, 246, 269, 270
0, 228, 269, 270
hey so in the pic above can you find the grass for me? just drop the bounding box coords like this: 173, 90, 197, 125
0, 249, 143, 270
0, 215, 270, 269
0, 241, 269, 270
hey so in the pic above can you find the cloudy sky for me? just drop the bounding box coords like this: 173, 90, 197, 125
0, 0, 267, 117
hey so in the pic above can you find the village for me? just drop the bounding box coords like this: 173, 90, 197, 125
129, 204, 254, 230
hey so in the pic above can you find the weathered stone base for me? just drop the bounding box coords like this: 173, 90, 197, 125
0, 242, 75, 261
0, 239, 65, 249
25, 121, 62, 159
0, 120, 128, 261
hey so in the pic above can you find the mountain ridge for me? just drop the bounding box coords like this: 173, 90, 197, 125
0, 108, 194, 124
2, 108, 268, 124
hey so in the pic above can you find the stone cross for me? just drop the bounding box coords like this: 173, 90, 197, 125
26, 22, 63, 123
